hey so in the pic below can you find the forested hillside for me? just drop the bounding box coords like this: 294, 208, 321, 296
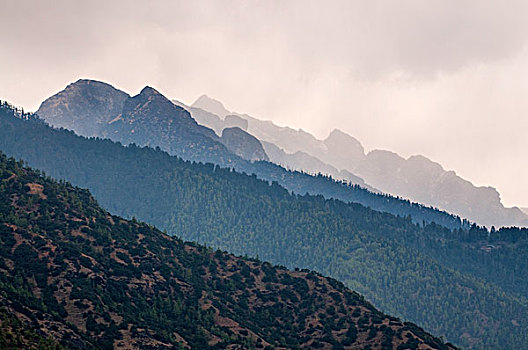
0, 152, 455, 349
188, 95, 528, 228
36, 83, 466, 229
1, 102, 528, 348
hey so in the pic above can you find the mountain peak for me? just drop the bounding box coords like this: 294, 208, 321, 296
36, 79, 129, 137
66, 79, 122, 92
132, 86, 173, 106
326, 129, 361, 144
324, 128, 365, 162
139, 85, 162, 97
192, 94, 231, 117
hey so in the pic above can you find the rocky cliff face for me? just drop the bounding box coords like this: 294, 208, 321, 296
37, 79, 129, 137
103, 86, 228, 161
220, 127, 269, 162
37, 81, 239, 165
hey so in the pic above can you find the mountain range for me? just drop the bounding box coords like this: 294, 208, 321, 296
0, 150, 458, 349
187, 95, 528, 228
2, 100, 528, 348
36, 80, 266, 166
36, 79, 466, 230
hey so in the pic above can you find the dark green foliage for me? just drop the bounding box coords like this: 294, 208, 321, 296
0, 151, 452, 349
0, 308, 64, 350
0, 101, 527, 348
3, 100, 464, 230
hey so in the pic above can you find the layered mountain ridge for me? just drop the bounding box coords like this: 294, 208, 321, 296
187, 95, 528, 228
37, 80, 467, 230
2, 101, 528, 348
0, 151, 457, 349
39, 80, 267, 165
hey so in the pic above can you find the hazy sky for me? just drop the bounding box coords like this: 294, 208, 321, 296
1, 0, 527, 207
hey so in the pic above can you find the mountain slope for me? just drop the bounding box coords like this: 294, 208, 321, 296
36, 79, 129, 137
261, 141, 369, 189
0, 152, 456, 349
220, 127, 269, 162
189, 95, 528, 228
103, 86, 235, 164
37, 80, 465, 229
353, 151, 528, 228
2, 101, 528, 348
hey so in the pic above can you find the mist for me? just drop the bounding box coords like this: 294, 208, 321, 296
1, 0, 527, 207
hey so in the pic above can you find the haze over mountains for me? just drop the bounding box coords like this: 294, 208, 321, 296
187, 94, 528, 228
36, 79, 528, 228
20, 78, 528, 347
36, 80, 268, 166
0, 150, 460, 349
3, 100, 528, 349
3, 1, 528, 349
37, 79, 468, 230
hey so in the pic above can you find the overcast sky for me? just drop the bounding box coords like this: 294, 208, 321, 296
1, 0, 527, 207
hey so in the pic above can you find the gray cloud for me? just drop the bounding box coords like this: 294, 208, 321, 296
1, 0, 527, 207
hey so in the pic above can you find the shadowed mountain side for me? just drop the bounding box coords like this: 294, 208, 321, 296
0, 152, 458, 349
36, 81, 465, 229
172, 102, 249, 136
173, 99, 224, 135
220, 127, 269, 162
2, 101, 528, 349
102, 86, 233, 163
190, 95, 528, 228
262, 141, 369, 188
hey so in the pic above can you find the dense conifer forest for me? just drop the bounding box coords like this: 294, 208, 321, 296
0, 152, 455, 349
36, 88, 469, 231
1, 102, 528, 348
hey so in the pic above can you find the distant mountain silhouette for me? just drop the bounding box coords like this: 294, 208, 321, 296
220, 127, 269, 162
39, 81, 268, 164
188, 95, 528, 228
35, 80, 471, 230
3, 100, 528, 348
262, 140, 370, 188
193, 94, 231, 118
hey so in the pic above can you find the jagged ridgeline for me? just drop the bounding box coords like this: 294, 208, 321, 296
0, 153, 454, 349
1, 101, 528, 348
34, 81, 467, 230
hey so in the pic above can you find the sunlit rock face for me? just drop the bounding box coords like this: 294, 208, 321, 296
37, 79, 129, 137
38, 81, 235, 165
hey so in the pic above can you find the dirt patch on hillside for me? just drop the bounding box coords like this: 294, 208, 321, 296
27, 183, 47, 199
